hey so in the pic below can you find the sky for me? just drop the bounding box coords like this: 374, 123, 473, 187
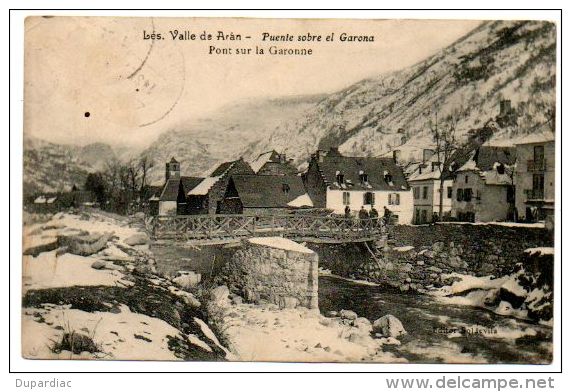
24, 17, 482, 148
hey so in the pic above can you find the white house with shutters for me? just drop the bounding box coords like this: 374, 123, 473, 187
303, 148, 414, 224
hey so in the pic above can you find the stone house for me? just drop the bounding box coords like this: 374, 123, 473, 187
408, 163, 454, 224
514, 127, 555, 222
187, 157, 255, 214
218, 174, 312, 215
451, 146, 517, 222
303, 147, 413, 223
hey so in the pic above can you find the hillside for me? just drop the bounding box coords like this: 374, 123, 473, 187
244, 20, 556, 166
24, 20, 556, 192
141, 95, 325, 184
23, 136, 118, 195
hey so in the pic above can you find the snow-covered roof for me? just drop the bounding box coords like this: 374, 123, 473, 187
524, 247, 554, 256
34, 196, 56, 204
188, 177, 221, 196
483, 170, 512, 186
250, 151, 275, 173
515, 130, 555, 145
287, 193, 314, 208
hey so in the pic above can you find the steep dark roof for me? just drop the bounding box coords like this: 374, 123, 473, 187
159, 179, 180, 201
315, 155, 410, 191
169, 157, 179, 163
229, 175, 307, 208
143, 185, 164, 201
180, 176, 204, 194
210, 158, 254, 177
473, 146, 516, 171
210, 161, 235, 176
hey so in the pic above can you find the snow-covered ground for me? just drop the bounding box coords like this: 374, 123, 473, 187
22, 305, 184, 360
431, 260, 553, 324
22, 251, 132, 293
216, 303, 405, 363
21, 210, 226, 361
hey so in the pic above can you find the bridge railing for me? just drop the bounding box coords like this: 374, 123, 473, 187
148, 214, 387, 243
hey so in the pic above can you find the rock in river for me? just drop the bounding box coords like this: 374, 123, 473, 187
373, 314, 407, 338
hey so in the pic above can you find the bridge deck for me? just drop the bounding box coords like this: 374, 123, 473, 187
148, 214, 387, 245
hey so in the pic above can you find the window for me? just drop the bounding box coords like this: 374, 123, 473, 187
388, 193, 400, 205
464, 188, 473, 202
465, 175, 469, 184
533, 174, 545, 192
447, 187, 453, 199
534, 145, 545, 163
457, 188, 464, 201
422, 186, 428, 199
359, 171, 368, 185
363, 192, 375, 205
282, 183, 290, 194
342, 191, 350, 205
336, 172, 344, 185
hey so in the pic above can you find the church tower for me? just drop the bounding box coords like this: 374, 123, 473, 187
165, 157, 180, 181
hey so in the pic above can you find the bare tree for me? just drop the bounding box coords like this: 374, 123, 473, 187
126, 159, 140, 196
429, 111, 461, 220
139, 155, 154, 193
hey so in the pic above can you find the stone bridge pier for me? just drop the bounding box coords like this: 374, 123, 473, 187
224, 237, 319, 310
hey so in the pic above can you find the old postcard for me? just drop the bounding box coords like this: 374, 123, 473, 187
22, 16, 556, 363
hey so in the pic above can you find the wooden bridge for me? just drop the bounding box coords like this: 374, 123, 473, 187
147, 214, 388, 245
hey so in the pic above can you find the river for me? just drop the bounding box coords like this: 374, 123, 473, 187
319, 275, 553, 364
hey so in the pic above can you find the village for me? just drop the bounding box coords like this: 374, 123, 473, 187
29, 102, 555, 231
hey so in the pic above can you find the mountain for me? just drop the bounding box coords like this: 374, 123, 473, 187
244, 20, 556, 166
141, 94, 325, 184
23, 136, 118, 195
78, 143, 117, 172
25, 20, 556, 193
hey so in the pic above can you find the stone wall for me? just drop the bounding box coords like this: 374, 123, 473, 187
391, 223, 553, 269
222, 237, 319, 309
314, 223, 553, 292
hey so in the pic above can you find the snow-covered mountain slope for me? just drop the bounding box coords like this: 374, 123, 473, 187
141, 94, 325, 184
23, 136, 118, 194
244, 20, 556, 166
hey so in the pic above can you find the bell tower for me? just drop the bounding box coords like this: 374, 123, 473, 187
165, 157, 180, 181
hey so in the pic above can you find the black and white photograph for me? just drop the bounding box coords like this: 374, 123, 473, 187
19, 14, 557, 366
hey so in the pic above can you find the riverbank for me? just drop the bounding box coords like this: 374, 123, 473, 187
22, 210, 228, 360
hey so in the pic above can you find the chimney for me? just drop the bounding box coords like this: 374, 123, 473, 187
392, 149, 401, 164
422, 149, 434, 163
315, 150, 326, 162
500, 99, 511, 116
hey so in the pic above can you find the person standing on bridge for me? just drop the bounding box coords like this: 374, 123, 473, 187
344, 205, 351, 219
369, 206, 379, 220
358, 206, 369, 220
383, 206, 392, 225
